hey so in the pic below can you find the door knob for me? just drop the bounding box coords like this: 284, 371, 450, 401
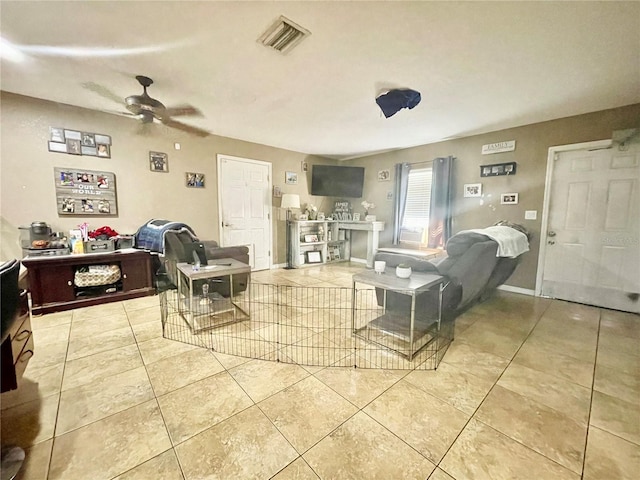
223, 222, 233, 227
548, 231, 556, 237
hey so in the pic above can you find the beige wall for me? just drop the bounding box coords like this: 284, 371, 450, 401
2, 91, 638, 291
346, 103, 640, 290
0, 92, 333, 263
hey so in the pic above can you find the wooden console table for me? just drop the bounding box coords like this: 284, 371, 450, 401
23, 249, 155, 315
337, 221, 385, 268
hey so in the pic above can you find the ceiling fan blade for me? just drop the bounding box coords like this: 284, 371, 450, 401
163, 105, 203, 117
161, 118, 210, 137
81, 82, 123, 105
104, 109, 138, 119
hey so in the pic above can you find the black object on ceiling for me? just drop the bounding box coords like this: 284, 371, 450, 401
375, 89, 421, 118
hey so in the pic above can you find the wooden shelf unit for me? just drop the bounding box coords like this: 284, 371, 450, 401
290, 220, 350, 267
22, 249, 155, 315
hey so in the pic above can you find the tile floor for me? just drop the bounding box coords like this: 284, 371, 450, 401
1, 263, 638, 479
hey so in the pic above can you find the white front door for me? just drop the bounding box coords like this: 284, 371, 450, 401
217, 154, 272, 271
540, 143, 640, 313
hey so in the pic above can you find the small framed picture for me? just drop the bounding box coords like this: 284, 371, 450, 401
304, 234, 319, 243
66, 139, 82, 155
81, 133, 96, 147
501, 193, 519, 205
301, 161, 308, 172
97, 144, 110, 158
317, 212, 325, 220
150, 151, 168, 172
61, 197, 75, 213
378, 169, 390, 181
463, 183, 482, 198
285, 171, 298, 184
186, 172, 205, 188
60, 171, 74, 186
273, 185, 282, 198
81, 145, 97, 156
306, 251, 322, 264
50, 127, 65, 143
48, 141, 67, 153
64, 130, 82, 141
94, 134, 112, 145
353, 213, 361, 221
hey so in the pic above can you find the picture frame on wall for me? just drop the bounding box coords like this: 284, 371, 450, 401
48, 141, 67, 153
186, 172, 205, 188
500, 193, 519, 204
81, 133, 96, 147
463, 183, 482, 197
273, 185, 282, 198
378, 169, 390, 181
64, 130, 82, 141
285, 171, 298, 184
66, 139, 81, 155
50, 127, 65, 143
54, 167, 118, 216
97, 144, 110, 158
149, 151, 168, 172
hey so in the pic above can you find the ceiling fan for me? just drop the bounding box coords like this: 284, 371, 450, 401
84, 75, 210, 137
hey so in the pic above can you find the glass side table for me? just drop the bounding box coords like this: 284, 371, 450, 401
351, 269, 451, 365
176, 258, 251, 333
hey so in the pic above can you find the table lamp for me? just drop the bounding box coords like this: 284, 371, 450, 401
281, 194, 300, 269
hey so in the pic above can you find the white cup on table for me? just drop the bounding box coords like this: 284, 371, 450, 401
374, 260, 386, 274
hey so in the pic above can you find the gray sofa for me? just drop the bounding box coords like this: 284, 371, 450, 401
374, 225, 529, 319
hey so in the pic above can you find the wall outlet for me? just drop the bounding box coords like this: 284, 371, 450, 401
525, 210, 537, 220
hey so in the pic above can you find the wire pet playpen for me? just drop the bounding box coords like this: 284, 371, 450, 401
161, 282, 454, 370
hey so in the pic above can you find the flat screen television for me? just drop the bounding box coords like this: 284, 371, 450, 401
311, 165, 365, 198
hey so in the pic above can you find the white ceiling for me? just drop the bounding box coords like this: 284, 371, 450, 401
1, 1, 639, 160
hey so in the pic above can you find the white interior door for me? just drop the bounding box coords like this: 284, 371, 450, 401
217, 155, 272, 271
541, 144, 640, 313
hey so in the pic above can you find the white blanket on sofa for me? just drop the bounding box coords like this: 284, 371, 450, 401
459, 226, 530, 258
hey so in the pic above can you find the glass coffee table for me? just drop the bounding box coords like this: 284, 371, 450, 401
176, 258, 250, 333
351, 269, 451, 364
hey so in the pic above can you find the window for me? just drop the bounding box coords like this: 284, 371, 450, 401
401, 166, 432, 243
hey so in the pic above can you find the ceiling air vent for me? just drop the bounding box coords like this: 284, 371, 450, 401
259, 16, 310, 54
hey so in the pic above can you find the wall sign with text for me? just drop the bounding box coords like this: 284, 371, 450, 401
481, 140, 516, 155
54, 167, 117, 216
333, 200, 353, 220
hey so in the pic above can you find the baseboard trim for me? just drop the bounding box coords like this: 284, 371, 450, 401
349, 257, 367, 264
497, 285, 535, 296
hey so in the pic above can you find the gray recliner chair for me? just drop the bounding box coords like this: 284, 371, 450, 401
374, 225, 528, 319
134, 219, 250, 296
162, 229, 250, 297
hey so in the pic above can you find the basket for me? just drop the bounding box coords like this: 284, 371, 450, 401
74, 264, 121, 287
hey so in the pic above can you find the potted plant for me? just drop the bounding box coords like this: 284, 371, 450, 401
395, 263, 412, 278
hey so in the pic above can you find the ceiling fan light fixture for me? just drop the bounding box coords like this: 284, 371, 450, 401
139, 111, 154, 124
259, 16, 310, 54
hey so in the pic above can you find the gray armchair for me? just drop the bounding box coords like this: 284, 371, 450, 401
162, 230, 250, 297
135, 219, 250, 296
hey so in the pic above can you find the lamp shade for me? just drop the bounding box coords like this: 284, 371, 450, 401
281, 193, 300, 209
